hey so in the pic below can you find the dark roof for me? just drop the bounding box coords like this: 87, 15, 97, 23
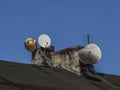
0, 60, 120, 90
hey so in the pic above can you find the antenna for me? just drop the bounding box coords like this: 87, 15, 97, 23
78, 44, 102, 64
24, 38, 37, 52
38, 34, 51, 48
87, 34, 90, 44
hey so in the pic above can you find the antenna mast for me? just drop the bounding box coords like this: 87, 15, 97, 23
87, 34, 90, 44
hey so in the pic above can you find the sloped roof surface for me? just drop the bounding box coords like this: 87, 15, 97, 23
0, 60, 120, 90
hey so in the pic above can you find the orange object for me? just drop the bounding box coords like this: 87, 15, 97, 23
24, 38, 37, 52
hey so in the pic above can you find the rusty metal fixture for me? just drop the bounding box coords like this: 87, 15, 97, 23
24, 38, 37, 52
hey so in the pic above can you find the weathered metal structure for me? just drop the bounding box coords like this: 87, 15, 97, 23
31, 46, 84, 75
24, 35, 101, 77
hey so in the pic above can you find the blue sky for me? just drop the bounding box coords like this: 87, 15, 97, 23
0, 0, 120, 75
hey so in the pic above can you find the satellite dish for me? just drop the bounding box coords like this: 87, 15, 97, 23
38, 34, 51, 48
24, 38, 37, 52
78, 44, 102, 64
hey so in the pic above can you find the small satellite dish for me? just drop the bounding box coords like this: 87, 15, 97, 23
78, 44, 102, 64
38, 34, 51, 48
24, 38, 37, 52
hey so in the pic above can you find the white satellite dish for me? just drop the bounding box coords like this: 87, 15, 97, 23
38, 34, 51, 48
78, 44, 102, 64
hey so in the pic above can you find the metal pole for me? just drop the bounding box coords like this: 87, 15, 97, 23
87, 34, 90, 44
